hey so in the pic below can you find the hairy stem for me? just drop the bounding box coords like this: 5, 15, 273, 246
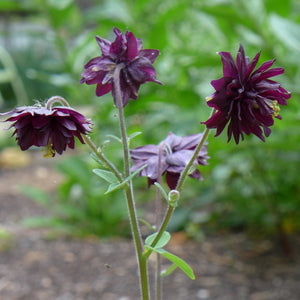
46, 95, 70, 109
113, 64, 149, 300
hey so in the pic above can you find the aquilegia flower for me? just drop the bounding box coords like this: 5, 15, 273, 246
80, 27, 161, 108
202, 44, 291, 144
1, 104, 91, 157
130, 132, 209, 189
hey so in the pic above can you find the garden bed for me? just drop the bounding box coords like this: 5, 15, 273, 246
0, 151, 300, 300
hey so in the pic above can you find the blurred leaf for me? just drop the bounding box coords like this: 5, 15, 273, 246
93, 169, 119, 184
269, 14, 300, 51
47, 0, 74, 10
19, 185, 50, 206
265, 0, 291, 16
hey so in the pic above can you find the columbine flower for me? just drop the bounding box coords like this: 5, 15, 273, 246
130, 132, 209, 189
202, 44, 291, 144
1, 104, 91, 157
80, 27, 161, 108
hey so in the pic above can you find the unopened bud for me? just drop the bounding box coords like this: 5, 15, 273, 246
168, 190, 180, 207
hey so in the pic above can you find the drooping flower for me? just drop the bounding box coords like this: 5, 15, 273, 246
1, 104, 92, 157
202, 44, 291, 144
130, 132, 209, 189
80, 27, 161, 108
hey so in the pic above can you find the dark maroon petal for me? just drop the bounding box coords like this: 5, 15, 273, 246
96, 82, 112, 97
83, 56, 103, 69
128, 57, 158, 83
236, 44, 247, 79
95, 36, 111, 56
139, 49, 160, 63
251, 59, 275, 76
252, 68, 284, 82
110, 28, 126, 58
31, 115, 50, 129
211, 77, 232, 91
244, 51, 261, 79
203, 111, 229, 136
166, 172, 180, 190
12, 115, 32, 129
126, 30, 138, 61
189, 169, 203, 181
147, 178, 156, 188
57, 118, 77, 131
218, 51, 238, 77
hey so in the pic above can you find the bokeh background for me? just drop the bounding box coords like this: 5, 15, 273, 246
0, 0, 300, 248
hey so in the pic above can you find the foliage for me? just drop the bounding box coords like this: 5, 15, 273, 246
22, 154, 130, 237
1, 0, 300, 238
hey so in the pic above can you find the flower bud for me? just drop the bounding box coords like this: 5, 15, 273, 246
168, 190, 180, 207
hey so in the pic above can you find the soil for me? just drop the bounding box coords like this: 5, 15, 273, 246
0, 149, 300, 300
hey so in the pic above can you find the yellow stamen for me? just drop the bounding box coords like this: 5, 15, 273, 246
92, 66, 99, 72
41, 140, 55, 158
270, 100, 280, 117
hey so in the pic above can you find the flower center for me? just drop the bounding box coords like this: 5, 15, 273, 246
41, 140, 55, 158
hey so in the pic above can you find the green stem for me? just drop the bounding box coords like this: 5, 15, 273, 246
82, 135, 123, 182
144, 204, 174, 260
113, 64, 149, 300
177, 108, 216, 191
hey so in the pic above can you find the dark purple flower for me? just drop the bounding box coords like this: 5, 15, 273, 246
80, 27, 162, 108
1, 105, 92, 157
202, 44, 291, 144
130, 132, 209, 189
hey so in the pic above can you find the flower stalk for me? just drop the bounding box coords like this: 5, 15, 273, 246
46, 95, 70, 109
113, 63, 150, 300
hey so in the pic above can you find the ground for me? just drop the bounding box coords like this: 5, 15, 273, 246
0, 149, 300, 300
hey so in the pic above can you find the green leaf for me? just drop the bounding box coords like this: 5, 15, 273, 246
161, 263, 177, 278
128, 131, 142, 146
18, 185, 50, 206
106, 134, 122, 143
145, 246, 195, 280
145, 231, 171, 248
154, 182, 169, 201
104, 164, 147, 194
269, 14, 300, 51
128, 131, 142, 140
93, 169, 119, 184
47, 0, 74, 10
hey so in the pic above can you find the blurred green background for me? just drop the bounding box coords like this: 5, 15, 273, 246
0, 0, 299, 245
